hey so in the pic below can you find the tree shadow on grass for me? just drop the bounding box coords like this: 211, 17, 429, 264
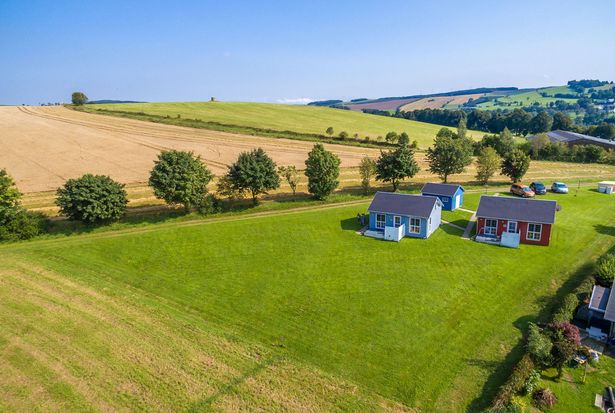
594, 224, 615, 237
465, 261, 595, 412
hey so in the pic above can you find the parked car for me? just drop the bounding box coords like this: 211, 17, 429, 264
510, 183, 535, 198
551, 182, 569, 194
529, 182, 547, 195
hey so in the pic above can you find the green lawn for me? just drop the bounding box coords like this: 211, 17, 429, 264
2, 189, 615, 411
520, 358, 615, 412
86, 101, 482, 147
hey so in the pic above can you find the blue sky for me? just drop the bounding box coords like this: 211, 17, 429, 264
1, 0, 614, 105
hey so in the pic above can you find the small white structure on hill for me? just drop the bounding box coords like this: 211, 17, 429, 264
598, 181, 615, 194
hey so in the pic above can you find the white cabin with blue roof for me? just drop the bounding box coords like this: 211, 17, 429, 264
364, 192, 442, 242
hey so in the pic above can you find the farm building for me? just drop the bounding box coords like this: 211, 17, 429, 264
421, 183, 464, 211
365, 192, 442, 242
584, 281, 615, 340
475, 196, 557, 247
527, 129, 615, 150
598, 181, 615, 194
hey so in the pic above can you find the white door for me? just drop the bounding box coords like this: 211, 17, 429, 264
454, 195, 460, 209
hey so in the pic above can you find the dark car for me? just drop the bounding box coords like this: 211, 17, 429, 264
510, 183, 535, 198
529, 182, 547, 195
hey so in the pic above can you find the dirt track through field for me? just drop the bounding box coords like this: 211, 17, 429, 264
0, 106, 379, 192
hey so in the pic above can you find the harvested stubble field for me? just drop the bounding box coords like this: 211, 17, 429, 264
0, 106, 379, 193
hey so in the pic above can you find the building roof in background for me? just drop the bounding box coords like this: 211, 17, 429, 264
589, 285, 611, 312
421, 183, 464, 197
368, 192, 440, 218
605, 279, 615, 322
476, 195, 557, 224
528, 130, 615, 148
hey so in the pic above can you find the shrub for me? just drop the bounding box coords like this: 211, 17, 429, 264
522, 369, 541, 395
338, 131, 349, 140
0, 210, 45, 241
492, 354, 535, 409
596, 254, 615, 285
527, 323, 553, 366
532, 388, 557, 409
56, 174, 128, 224
552, 293, 580, 323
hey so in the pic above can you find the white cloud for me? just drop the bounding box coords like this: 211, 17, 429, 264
276, 97, 314, 105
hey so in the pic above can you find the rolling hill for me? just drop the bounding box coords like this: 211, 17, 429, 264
81, 101, 483, 147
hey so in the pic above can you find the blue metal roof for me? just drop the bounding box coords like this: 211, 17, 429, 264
421, 183, 464, 197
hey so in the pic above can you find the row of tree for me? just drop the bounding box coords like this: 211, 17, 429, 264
365, 107, 615, 140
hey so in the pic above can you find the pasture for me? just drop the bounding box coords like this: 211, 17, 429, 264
2, 188, 615, 411
475, 88, 579, 111
86, 101, 483, 144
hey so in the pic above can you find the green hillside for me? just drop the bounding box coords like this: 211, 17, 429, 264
86, 101, 482, 147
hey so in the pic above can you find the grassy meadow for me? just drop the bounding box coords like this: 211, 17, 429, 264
85, 101, 482, 148
3, 188, 615, 411
475, 87, 579, 111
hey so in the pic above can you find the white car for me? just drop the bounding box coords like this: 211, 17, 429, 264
551, 182, 569, 193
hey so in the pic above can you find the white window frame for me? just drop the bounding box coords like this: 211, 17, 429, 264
484, 219, 498, 236
376, 214, 386, 229
393, 216, 402, 228
527, 223, 542, 241
409, 217, 421, 234
507, 221, 518, 233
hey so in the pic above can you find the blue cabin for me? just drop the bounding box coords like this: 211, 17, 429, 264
365, 192, 442, 242
421, 183, 464, 211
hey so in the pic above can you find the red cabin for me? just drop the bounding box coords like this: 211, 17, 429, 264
475, 195, 557, 247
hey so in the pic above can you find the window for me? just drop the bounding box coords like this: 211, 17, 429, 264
527, 223, 542, 241
376, 214, 385, 229
409, 217, 421, 233
394, 216, 401, 227
484, 219, 498, 236
507, 221, 518, 233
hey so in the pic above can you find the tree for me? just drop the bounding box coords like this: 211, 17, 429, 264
529, 111, 553, 134
71, 91, 88, 105
0, 169, 21, 223
501, 149, 530, 182
530, 133, 550, 157
475, 147, 501, 184
398, 132, 410, 146
326, 126, 334, 136
56, 174, 128, 223
497, 127, 516, 156
457, 118, 468, 140
552, 112, 572, 131
149, 150, 214, 210
338, 131, 349, 140
546, 322, 580, 379
436, 127, 456, 139
385, 131, 398, 144
222, 148, 280, 204
375, 145, 420, 191
278, 165, 300, 196
426, 135, 472, 183
359, 156, 377, 194
304, 143, 340, 199
0, 169, 44, 241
